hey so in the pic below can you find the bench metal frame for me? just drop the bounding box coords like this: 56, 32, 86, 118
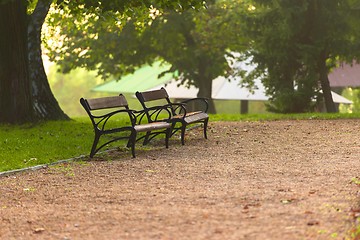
80, 94, 172, 158
136, 87, 209, 145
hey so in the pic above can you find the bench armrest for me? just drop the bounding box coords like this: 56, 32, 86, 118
91, 109, 136, 132
133, 105, 173, 124
180, 98, 209, 113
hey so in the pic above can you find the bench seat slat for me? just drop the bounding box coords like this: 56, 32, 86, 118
183, 112, 209, 124
134, 122, 171, 132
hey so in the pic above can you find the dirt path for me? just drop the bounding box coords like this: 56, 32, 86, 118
0, 120, 360, 240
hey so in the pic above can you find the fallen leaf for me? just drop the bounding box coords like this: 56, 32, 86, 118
307, 220, 319, 226
349, 208, 360, 218
34, 227, 45, 233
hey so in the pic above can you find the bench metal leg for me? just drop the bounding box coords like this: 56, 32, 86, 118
180, 124, 186, 145
165, 128, 171, 148
143, 131, 151, 145
90, 133, 101, 158
203, 118, 209, 139
128, 130, 137, 158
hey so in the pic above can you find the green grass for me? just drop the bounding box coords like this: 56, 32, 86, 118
0, 119, 89, 172
0, 117, 134, 172
0, 112, 360, 172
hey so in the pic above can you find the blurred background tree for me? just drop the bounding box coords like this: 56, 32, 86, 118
233, 0, 360, 113
46, 0, 251, 113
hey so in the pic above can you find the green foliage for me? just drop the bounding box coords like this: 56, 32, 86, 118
44, 0, 249, 113
47, 64, 105, 117
26, 0, 37, 14
45, 0, 208, 76
237, 0, 360, 113
56, 0, 207, 13
351, 177, 360, 185
265, 91, 317, 113
340, 88, 360, 113
350, 223, 360, 240
46, 64, 148, 117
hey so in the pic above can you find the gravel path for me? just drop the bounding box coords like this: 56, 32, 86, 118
0, 120, 359, 240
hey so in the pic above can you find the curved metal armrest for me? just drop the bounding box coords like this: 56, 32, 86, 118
180, 98, 209, 113
92, 109, 136, 131
92, 109, 134, 119
162, 102, 187, 119
133, 105, 173, 124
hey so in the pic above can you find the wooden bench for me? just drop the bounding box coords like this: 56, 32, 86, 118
135, 87, 209, 145
80, 94, 172, 158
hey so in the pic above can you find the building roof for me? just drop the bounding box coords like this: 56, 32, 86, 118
93, 61, 173, 93
151, 78, 352, 104
328, 62, 360, 88
93, 62, 352, 104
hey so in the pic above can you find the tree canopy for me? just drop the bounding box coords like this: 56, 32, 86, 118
46, 0, 248, 113
2, 0, 360, 124
49, 0, 360, 114
0, 0, 207, 123
237, 0, 360, 113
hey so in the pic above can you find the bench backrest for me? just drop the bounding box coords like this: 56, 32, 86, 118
80, 94, 130, 123
80, 94, 131, 128
135, 88, 174, 121
135, 87, 171, 103
136, 87, 172, 109
81, 94, 128, 111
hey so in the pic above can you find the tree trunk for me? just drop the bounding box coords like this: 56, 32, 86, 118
197, 76, 216, 114
196, 58, 216, 114
0, 0, 34, 123
318, 50, 336, 113
28, 0, 69, 120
